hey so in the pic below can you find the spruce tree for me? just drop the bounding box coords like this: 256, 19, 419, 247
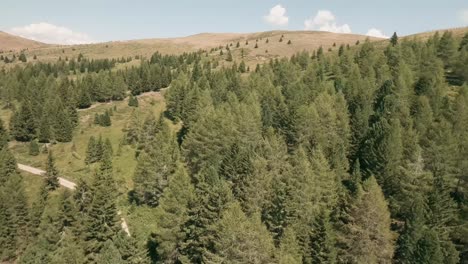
85, 136, 98, 165
54, 105, 73, 142
29, 140, 40, 156
0, 118, 9, 150
10, 101, 36, 142
341, 176, 394, 263
390, 32, 398, 46
206, 202, 275, 263
308, 210, 337, 264
181, 166, 233, 262
84, 150, 120, 262
153, 164, 195, 262
45, 151, 60, 191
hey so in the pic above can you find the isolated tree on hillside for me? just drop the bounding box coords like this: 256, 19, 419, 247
45, 151, 60, 191
29, 140, 39, 156
128, 95, 139, 107
226, 51, 233, 62
390, 32, 398, 46
238, 61, 246, 73
19, 53, 27, 63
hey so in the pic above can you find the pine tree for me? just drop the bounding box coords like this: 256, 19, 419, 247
341, 176, 394, 263
206, 202, 275, 263
45, 151, 60, 191
0, 118, 9, 150
38, 112, 52, 143
238, 60, 246, 73
54, 105, 73, 142
308, 210, 337, 264
133, 117, 179, 206
128, 95, 139, 107
277, 228, 302, 264
113, 231, 149, 264
181, 166, 233, 262
10, 101, 36, 142
226, 50, 233, 62
390, 32, 398, 46
153, 164, 195, 263
50, 229, 86, 264
29, 140, 40, 156
85, 136, 98, 165
0, 151, 29, 261
104, 138, 113, 157
84, 151, 120, 262
95, 240, 123, 264
19, 53, 27, 62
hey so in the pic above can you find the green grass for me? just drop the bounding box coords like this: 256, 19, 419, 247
21, 171, 45, 205
11, 92, 166, 192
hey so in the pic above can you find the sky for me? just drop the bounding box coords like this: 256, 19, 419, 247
1, 0, 468, 44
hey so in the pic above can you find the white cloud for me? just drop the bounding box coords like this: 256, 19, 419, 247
304, 10, 351, 33
459, 9, 468, 25
7, 22, 95, 45
264, 4, 289, 26
366, 28, 389, 38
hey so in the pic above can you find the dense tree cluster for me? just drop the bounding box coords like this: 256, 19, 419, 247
0, 30, 467, 263
157, 31, 467, 263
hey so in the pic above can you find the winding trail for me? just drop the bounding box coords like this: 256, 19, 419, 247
17, 163, 131, 236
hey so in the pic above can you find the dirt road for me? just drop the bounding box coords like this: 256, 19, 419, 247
17, 163, 131, 236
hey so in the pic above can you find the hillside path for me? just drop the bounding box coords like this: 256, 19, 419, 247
17, 163, 131, 236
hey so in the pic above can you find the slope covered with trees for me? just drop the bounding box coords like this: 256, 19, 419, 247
0, 30, 467, 263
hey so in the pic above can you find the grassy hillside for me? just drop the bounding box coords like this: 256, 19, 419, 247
2, 30, 382, 65
8, 91, 167, 191
0, 31, 49, 52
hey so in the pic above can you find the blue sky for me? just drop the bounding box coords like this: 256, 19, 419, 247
1, 0, 467, 44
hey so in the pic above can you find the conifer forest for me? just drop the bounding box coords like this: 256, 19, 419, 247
0, 26, 468, 264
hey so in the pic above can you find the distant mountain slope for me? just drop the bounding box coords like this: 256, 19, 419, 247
3, 30, 382, 63
0, 31, 49, 52
404, 26, 468, 40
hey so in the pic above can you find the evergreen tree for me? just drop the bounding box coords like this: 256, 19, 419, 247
29, 140, 40, 156
0, 119, 9, 150
153, 164, 195, 263
10, 101, 36, 142
85, 136, 98, 165
226, 50, 233, 62
128, 95, 139, 107
206, 202, 275, 263
181, 166, 233, 262
308, 210, 337, 264
45, 151, 60, 191
390, 32, 398, 46
340, 176, 394, 263
54, 105, 73, 142
84, 151, 120, 262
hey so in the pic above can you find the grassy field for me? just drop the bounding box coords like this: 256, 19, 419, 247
9, 91, 166, 192
1, 30, 383, 67
7, 91, 170, 236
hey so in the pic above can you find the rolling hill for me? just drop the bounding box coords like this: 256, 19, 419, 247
0, 31, 49, 52
2, 27, 467, 66
1, 30, 382, 64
